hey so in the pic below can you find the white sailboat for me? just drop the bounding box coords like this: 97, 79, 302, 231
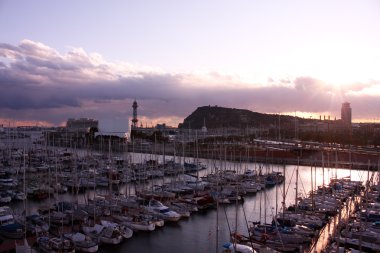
221, 242, 255, 253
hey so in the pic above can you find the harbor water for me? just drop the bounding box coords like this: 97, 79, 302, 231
8, 152, 373, 253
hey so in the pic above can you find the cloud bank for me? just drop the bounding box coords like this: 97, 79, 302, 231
0, 40, 379, 131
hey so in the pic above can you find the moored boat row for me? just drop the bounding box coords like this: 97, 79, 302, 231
231, 177, 365, 252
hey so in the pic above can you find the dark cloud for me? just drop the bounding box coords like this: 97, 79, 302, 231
25, 56, 62, 70
0, 40, 379, 127
294, 76, 326, 91
0, 42, 22, 59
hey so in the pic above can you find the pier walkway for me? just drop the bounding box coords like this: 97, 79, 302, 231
308, 196, 358, 253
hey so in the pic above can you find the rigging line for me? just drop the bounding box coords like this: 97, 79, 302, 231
298, 167, 308, 198
277, 171, 289, 203
241, 202, 255, 250
223, 206, 236, 251
284, 165, 296, 201
265, 189, 286, 251
357, 168, 365, 182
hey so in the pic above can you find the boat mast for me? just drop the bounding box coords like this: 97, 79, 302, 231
215, 144, 222, 253
349, 147, 352, 179
23, 146, 27, 239
195, 130, 199, 166
282, 163, 286, 218
275, 165, 278, 216
311, 163, 314, 211
295, 157, 299, 211
152, 133, 157, 193
322, 152, 325, 199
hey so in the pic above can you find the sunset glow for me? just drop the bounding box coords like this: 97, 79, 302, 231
0, 0, 379, 132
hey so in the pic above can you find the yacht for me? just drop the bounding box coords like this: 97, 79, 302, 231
145, 199, 181, 222
64, 232, 99, 253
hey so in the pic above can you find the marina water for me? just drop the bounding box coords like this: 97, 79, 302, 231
8, 152, 371, 253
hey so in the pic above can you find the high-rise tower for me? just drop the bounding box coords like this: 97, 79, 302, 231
341, 102, 352, 126
132, 100, 138, 129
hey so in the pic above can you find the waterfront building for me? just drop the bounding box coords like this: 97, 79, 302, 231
130, 100, 178, 141
341, 102, 352, 127
66, 118, 98, 132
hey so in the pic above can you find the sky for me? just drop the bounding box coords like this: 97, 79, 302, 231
0, 0, 380, 133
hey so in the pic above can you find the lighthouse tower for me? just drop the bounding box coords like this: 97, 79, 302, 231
131, 100, 138, 129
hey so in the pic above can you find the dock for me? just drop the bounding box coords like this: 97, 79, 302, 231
309, 196, 359, 253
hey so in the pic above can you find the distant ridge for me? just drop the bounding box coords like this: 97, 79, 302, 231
178, 105, 305, 129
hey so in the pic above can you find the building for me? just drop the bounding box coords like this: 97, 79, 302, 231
341, 102, 352, 126
129, 100, 179, 141
66, 118, 98, 132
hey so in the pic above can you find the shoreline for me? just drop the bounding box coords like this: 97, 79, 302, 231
127, 143, 380, 170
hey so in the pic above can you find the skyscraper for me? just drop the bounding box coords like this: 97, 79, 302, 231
341, 102, 352, 126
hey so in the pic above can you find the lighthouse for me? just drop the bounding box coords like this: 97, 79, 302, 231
131, 100, 138, 129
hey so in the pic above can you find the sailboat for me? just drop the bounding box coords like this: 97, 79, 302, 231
63, 232, 99, 253
221, 242, 255, 253
82, 223, 123, 245
37, 236, 75, 253
0, 151, 26, 240
144, 199, 181, 222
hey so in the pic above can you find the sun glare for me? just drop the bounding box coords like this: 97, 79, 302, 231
281, 111, 336, 121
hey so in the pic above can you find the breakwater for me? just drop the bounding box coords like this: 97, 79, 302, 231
127, 143, 380, 170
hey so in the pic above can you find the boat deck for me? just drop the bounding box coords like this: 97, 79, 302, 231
0, 236, 37, 253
